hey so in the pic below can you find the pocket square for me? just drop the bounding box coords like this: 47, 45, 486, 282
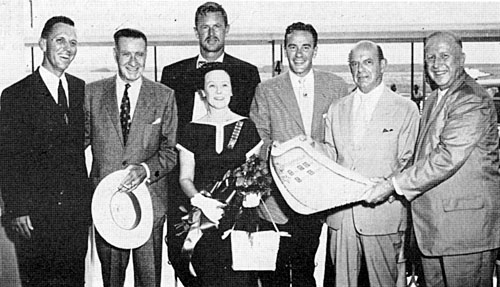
152, 118, 162, 125
382, 128, 393, 133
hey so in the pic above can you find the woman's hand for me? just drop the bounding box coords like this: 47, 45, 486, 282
190, 193, 226, 224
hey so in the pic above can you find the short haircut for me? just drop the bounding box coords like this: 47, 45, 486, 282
348, 41, 385, 63
284, 22, 318, 47
41, 16, 74, 39
113, 28, 148, 47
195, 2, 228, 27
425, 31, 463, 49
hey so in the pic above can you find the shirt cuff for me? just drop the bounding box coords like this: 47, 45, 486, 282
140, 162, 151, 181
391, 177, 404, 196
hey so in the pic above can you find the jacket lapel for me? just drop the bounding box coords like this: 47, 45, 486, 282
103, 76, 122, 144
310, 70, 329, 138
130, 78, 154, 127
276, 72, 305, 132
341, 94, 356, 164
416, 72, 467, 152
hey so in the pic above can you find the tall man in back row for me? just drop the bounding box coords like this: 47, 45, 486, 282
160, 2, 260, 286
363, 31, 500, 287
250, 22, 348, 286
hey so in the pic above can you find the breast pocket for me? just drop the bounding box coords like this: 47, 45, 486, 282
442, 195, 484, 212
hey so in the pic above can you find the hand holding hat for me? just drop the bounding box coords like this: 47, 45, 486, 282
117, 164, 147, 193
190, 193, 226, 225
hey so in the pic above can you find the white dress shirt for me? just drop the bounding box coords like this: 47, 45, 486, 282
352, 83, 384, 145
289, 70, 315, 136
192, 54, 225, 121
39, 65, 69, 105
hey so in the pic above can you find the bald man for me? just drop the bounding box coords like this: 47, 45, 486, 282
363, 31, 500, 287
321, 41, 419, 286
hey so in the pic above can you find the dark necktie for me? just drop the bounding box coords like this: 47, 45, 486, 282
120, 83, 131, 144
58, 80, 69, 124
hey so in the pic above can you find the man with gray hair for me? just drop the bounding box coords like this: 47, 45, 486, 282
363, 31, 500, 287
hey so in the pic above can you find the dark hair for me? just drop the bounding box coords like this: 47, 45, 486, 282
113, 28, 148, 47
376, 45, 385, 61
196, 62, 233, 90
426, 31, 462, 48
41, 16, 74, 39
284, 22, 318, 47
195, 2, 228, 27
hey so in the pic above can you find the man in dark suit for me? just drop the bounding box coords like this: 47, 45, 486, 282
85, 28, 177, 287
363, 31, 500, 287
160, 2, 260, 286
0, 16, 91, 286
250, 22, 348, 287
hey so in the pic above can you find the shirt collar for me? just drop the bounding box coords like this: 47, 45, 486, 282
197, 53, 225, 67
116, 74, 142, 90
39, 65, 67, 87
356, 82, 384, 98
289, 69, 314, 85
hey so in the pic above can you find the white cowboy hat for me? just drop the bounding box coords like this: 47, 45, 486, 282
92, 170, 153, 249
269, 135, 372, 214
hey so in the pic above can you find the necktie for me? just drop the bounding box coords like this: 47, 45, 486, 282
120, 83, 131, 144
58, 80, 69, 124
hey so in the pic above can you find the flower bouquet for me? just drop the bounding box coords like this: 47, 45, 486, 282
175, 155, 274, 252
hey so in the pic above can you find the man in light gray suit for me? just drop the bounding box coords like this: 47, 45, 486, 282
85, 28, 177, 287
250, 22, 348, 287
363, 31, 500, 287
320, 41, 420, 286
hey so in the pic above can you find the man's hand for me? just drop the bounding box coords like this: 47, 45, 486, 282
360, 177, 396, 205
118, 164, 147, 192
11, 215, 33, 239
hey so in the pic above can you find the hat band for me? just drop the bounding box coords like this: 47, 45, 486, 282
110, 191, 142, 230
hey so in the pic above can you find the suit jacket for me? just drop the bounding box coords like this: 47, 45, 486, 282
160, 53, 261, 131
250, 69, 348, 223
322, 86, 420, 235
85, 76, 177, 219
0, 69, 91, 225
394, 72, 500, 256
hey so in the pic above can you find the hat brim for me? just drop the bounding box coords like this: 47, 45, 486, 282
92, 170, 153, 249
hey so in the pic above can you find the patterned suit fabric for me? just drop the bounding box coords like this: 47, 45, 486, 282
250, 69, 348, 287
394, 72, 500, 257
85, 75, 177, 287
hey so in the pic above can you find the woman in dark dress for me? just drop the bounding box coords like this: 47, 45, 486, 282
177, 62, 262, 287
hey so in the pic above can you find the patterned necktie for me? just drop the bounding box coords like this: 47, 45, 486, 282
58, 80, 69, 124
120, 83, 131, 144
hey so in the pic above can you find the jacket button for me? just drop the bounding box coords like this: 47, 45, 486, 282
155, 171, 160, 177
122, 161, 127, 166
57, 202, 62, 205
